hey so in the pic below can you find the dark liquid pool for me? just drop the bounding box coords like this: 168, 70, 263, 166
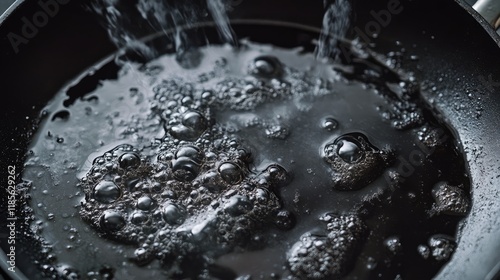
22, 29, 470, 280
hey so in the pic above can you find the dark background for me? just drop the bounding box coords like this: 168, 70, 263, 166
0, 0, 482, 16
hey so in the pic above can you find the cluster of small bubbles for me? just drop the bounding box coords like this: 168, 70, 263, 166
85, 266, 115, 280
417, 244, 431, 259
323, 133, 393, 191
172, 148, 203, 182
428, 235, 456, 262
416, 125, 447, 152
418, 235, 456, 262
264, 123, 290, 140
223, 195, 252, 216
169, 110, 209, 141
62, 44, 473, 279
274, 210, 295, 230
60, 266, 80, 280
147, 78, 209, 118
373, 85, 425, 131
432, 182, 469, 216
79, 125, 292, 274
255, 164, 290, 189
213, 77, 290, 111
287, 214, 365, 279
389, 108, 424, 130
384, 236, 402, 254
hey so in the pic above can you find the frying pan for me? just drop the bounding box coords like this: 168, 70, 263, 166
1, 0, 500, 279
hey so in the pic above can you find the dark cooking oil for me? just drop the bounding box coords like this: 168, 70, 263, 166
22, 39, 470, 280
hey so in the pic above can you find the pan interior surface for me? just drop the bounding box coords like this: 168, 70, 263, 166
19, 21, 472, 280
2, 0, 500, 279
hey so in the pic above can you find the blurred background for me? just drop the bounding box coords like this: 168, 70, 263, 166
0, 0, 485, 17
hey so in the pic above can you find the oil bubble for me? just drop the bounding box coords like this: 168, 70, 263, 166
182, 111, 208, 131
218, 162, 243, 185
432, 182, 469, 216
418, 245, 430, 259
265, 124, 289, 140
224, 195, 252, 216
93, 181, 121, 204
274, 210, 295, 230
384, 236, 402, 254
321, 117, 338, 131
100, 210, 126, 232
334, 137, 364, 164
172, 158, 201, 182
118, 153, 141, 169
169, 111, 208, 141
162, 203, 186, 225
133, 247, 154, 266
428, 235, 456, 261
137, 196, 157, 211
323, 133, 391, 191
176, 146, 203, 163
130, 211, 148, 225
52, 110, 70, 121
248, 56, 283, 78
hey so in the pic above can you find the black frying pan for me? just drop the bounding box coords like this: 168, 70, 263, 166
1, 0, 499, 279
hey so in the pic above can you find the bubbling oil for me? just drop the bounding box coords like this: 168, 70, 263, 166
23, 40, 470, 280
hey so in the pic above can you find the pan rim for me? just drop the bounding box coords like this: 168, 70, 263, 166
1, 1, 499, 279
